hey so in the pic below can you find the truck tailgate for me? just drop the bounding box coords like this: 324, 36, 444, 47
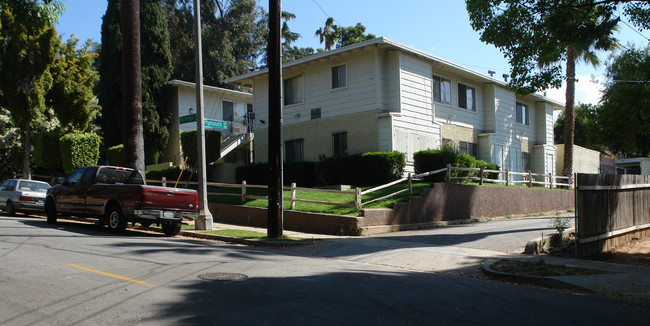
140, 186, 198, 211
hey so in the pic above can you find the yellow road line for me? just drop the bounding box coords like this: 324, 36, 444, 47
68, 264, 154, 286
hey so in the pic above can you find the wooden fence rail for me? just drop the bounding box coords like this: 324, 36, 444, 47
146, 165, 573, 212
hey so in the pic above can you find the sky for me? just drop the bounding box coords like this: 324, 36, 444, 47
55, 0, 650, 108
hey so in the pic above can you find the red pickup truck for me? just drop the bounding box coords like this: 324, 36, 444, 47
45, 166, 198, 236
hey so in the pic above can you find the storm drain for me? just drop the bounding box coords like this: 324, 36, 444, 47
197, 272, 248, 282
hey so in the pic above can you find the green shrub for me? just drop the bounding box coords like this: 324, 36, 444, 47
180, 129, 221, 167
106, 144, 124, 166
318, 151, 406, 186
476, 160, 500, 179
235, 161, 318, 187
33, 131, 62, 173
145, 166, 197, 182
60, 132, 102, 173
414, 144, 500, 183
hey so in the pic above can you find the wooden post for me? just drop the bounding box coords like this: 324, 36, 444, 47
290, 182, 296, 210
354, 187, 361, 212
549, 173, 553, 189
162, 176, 166, 187
505, 169, 509, 187
241, 181, 247, 204
446, 164, 451, 184
528, 171, 533, 188
479, 167, 484, 186
408, 172, 413, 197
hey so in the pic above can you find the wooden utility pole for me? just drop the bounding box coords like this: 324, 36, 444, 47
267, 0, 283, 238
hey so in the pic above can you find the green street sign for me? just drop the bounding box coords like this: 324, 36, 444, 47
204, 119, 228, 130
179, 113, 197, 124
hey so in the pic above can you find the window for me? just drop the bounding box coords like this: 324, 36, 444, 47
284, 75, 304, 105
332, 132, 348, 156
433, 75, 451, 104
459, 141, 478, 157
458, 83, 476, 111
522, 152, 531, 172
516, 102, 529, 125
285, 139, 304, 163
311, 108, 321, 120
331, 64, 346, 89
223, 101, 234, 121
96, 167, 116, 184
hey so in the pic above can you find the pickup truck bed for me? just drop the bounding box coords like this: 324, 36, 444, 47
45, 166, 198, 236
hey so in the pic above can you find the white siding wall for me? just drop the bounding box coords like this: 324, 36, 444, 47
393, 53, 439, 164
380, 49, 400, 112
434, 70, 486, 131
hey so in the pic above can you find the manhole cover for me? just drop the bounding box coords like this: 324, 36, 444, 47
197, 272, 248, 281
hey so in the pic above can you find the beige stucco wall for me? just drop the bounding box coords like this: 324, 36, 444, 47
441, 124, 480, 144
556, 144, 600, 174
253, 110, 381, 163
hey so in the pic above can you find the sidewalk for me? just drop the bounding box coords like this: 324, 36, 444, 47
179, 220, 650, 301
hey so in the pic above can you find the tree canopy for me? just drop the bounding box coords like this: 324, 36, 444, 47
315, 18, 376, 51
594, 46, 650, 157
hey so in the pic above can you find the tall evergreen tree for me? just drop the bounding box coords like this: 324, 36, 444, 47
0, 0, 62, 179
141, 0, 172, 164
98, 0, 172, 165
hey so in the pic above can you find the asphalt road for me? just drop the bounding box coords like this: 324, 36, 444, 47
1, 214, 646, 326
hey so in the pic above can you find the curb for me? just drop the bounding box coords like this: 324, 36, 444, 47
481, 259, 593, 293
178, 230, 320, 248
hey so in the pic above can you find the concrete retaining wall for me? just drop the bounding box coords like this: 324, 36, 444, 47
209, 184, 575, 236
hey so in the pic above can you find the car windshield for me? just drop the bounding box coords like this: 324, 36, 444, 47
18, 181, 50, 191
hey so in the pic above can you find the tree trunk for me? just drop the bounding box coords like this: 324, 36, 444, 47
121, 0, 145, 172
21, 125, 32, 180
563, 44, 576, 176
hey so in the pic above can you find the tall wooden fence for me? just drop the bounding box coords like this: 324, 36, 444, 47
576, 174, 650, 257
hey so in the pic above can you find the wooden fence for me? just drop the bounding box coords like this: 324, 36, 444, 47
146, 165, 573, 212
575, 174, 650, 257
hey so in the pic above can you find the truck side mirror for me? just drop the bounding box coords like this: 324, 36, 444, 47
55, 177, 66, 185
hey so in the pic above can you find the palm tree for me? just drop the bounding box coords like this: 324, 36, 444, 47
120, 0, 145, 171
315, 17, 338, 51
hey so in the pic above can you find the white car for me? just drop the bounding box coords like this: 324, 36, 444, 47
0, 179, 51, 216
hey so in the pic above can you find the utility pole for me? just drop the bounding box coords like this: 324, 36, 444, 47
193, 0, 213, 230
267, 0, 283, 238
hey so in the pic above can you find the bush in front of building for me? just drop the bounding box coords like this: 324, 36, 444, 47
145, 166, 197, 183
180, 129, 221, 167
414, 144, 500, 182
235, 161, 318, 187
318, 151, 406, 186
60, 132, 102, 173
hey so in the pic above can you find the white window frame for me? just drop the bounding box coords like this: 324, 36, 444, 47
283, 75, 304, 106
458, 83, 476, 111
433, 75, 451, 105
331, 64, 347, 89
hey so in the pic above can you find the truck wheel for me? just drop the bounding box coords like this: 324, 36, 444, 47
107, 205, 127, 233
162, 223, 181, 236
46, 199, 57, 224
6, 200, 15, 216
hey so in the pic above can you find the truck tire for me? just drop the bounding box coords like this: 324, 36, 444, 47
107, 205, 127, 233
46, 199, 57, 224
6, 200, 15, 216
162, 223, 181, 236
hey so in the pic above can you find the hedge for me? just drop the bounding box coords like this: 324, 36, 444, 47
106, 144, 124, 167
413, 144, 500, 182
235, 151, 406, 187
33, 131, 62, 173
60, 132, 102, 173
180, 129, 221, 167
145, 166, 197, 183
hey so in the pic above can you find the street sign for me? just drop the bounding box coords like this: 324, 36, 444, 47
179, 113, 197, 124
204, 119, 228, 130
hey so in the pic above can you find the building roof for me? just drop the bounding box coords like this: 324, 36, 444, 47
167, 79, 252, 98
226, 37, 565, 110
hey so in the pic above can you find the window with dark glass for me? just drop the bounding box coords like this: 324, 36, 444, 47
459, 141, 478, 157
311, 108, 321, 120
285, 139, 304, 162
516, 102, 529, 125
331, 65, 346, 89
458, 83, 476, 111
223, 101, 234, 121
284, 75, 304, 105
433, 75, 451, 104
332, 132, 348, 156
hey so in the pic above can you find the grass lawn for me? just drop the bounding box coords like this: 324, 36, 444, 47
207, 182, 433, 216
